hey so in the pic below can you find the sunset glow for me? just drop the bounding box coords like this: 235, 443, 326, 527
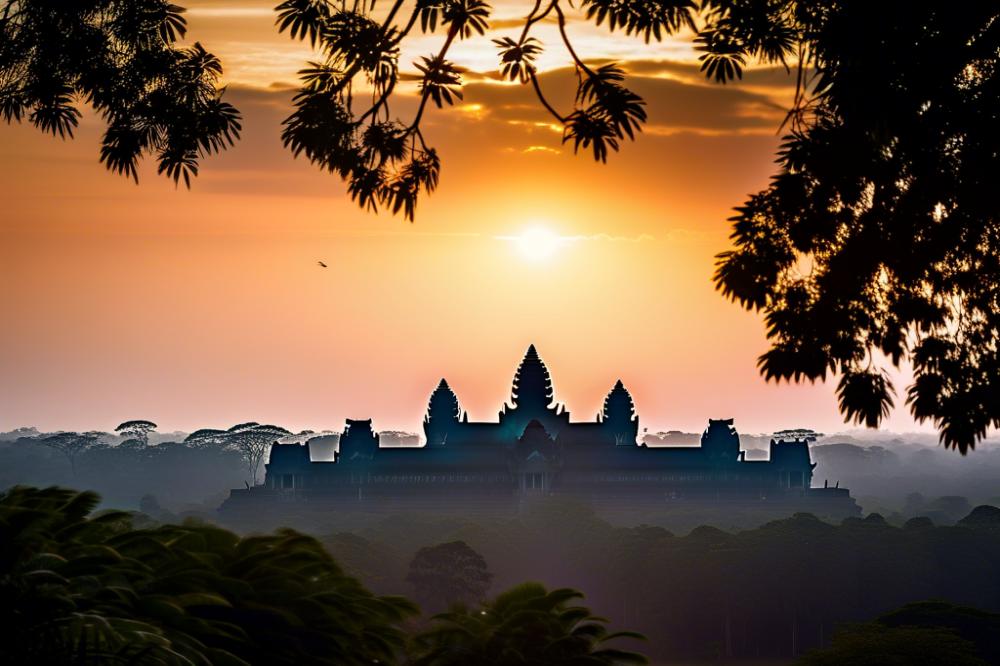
508, 227, 570, 262
0, 0, 926, 437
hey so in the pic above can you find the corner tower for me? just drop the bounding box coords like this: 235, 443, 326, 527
603, 379, 639, 445
423, 378, 461, 446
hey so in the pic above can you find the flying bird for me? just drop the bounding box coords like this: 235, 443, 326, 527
317, 261, 328, 268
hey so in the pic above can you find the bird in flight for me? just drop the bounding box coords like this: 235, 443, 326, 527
317, 261, 328, 268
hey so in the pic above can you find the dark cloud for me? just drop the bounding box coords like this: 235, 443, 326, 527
459, 65, 788, 135
621, 59, 801, 89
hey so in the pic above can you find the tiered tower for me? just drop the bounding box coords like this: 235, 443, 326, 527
700, 418, 741, 465
603, 380, 639, 445
338, 419, 379, 462
499, 344, 570, 439
423, 379, 461, 446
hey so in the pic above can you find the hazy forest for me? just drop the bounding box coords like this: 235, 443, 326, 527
5, 426, 1000, 663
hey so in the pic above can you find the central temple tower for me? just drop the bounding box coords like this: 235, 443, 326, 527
498, 344, 570, 439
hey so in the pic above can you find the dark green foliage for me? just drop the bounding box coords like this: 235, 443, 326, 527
711, 2, 1000, 452
406, 540, 492, 611
0, 485, 416, 665
798, 601, 1000, 666
0, 0, 241, 186
296, 499, 1000, 662
408, 582, 647, 665
796, 623, 986, 666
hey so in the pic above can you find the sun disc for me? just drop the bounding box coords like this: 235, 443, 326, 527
515, 227, 564, 262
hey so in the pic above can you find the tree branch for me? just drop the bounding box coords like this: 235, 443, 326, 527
553, 1, 595, 78
529, 70, 567, 124
408, 26, 459, 130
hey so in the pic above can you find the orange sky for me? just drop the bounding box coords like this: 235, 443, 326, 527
0, 1, 928, 436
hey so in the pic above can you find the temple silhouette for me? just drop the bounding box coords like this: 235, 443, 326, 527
225, 345, 858, 518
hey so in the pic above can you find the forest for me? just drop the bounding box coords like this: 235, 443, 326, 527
5, 481, 1000, 664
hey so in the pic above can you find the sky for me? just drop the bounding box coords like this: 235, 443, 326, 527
0, 0, 932, 437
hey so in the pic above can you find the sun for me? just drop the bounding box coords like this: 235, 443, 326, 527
512, 227, 568, 262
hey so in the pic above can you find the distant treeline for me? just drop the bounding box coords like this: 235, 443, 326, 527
315, 499, 1000, 662
0, 426, 424, 511
0, 434, 244, 511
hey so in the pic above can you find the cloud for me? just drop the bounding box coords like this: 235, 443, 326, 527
622, 59, 800, 90
457, 64, 789, 138
186, 7, 274, 17
495, 231, 655, 243
573, 232, 656, 242
522, 145, 561, 155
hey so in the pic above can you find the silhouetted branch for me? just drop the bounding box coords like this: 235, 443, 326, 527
530, 70, 567, 123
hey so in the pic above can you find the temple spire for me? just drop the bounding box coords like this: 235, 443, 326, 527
424, 378, 461, 446
603, 379, 639, 445
510, 344, 555, 410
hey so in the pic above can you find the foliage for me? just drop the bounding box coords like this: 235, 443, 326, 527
406, 540, 492, 612
407, 581, 647, 665
0, 485, 417, 665
3, 433, 247, 511
710, 2, 1000, 452
300, 498, 1000, 662
276, 0, 713, 219
185, 422, 292, 485
797, 601, 1000, 666
35, 431, 103, 475
0, 0, 241, 186
115, 420, 158, 447
796, 623, 985, 666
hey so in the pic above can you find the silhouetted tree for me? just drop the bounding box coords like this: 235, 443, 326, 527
184, 428, 228, 447
35, 431, 101, 476
273, 0, 755, 220
186, 422, 291, 485
711, 2, 1000, 452
114, 420, 157, 447
0, 0, 241, 186
408, 582, 647, 665
406, 540, 492, 612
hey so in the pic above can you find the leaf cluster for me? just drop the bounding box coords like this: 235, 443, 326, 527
277, 0, 487, 220
408, 581, 647, 665
1, 0, 241, 186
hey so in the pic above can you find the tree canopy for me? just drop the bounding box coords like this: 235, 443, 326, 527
185, 423, 292, 485
406, 540, 493, 612
408, 581, 647, 665
115, 420, 158, 447
36, 431, 103, 475
0, 0, 241, 185
0, 485, 416, 665
711, 2, 1000, 452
